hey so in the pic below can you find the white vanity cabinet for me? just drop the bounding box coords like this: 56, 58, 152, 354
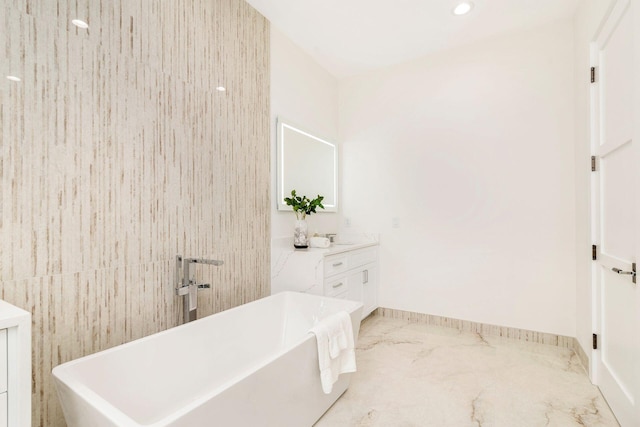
323, 247, 378, 318
272, 238, 379, 319
0, 301, 31, 427
0, 328, 7, 427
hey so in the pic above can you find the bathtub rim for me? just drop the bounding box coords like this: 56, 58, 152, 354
52, 292, 363, 426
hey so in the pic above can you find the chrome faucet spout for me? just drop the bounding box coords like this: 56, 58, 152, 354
175, 255, 224, 323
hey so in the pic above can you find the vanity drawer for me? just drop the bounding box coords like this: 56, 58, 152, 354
324, 255, 349, 277
325, 275, 348, 297
0, 330, 6, 394
331, 291, 349, 300
349, 247, 378, 269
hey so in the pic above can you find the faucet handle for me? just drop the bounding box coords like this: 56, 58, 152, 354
187, 258, 224, 266
175, 286, 189, 296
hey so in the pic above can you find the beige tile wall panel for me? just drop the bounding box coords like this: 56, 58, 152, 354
0, 0, 270, 425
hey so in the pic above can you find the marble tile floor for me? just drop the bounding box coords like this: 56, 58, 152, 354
316, 315, 619, 427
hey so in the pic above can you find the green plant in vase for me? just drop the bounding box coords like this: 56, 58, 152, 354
284, 190, 325, 248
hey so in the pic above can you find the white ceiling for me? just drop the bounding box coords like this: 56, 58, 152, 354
245, 0, 581, 79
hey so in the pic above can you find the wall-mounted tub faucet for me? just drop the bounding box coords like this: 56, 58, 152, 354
175, 255, 224, 323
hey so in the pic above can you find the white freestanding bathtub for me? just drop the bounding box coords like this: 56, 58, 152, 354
52, 292, 363, 427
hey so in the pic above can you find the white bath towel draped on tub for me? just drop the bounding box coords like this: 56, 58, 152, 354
309, 311, 357, 393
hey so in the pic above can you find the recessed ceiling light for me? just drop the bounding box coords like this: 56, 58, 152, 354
6, 76, 21, 82
216, 86, 226, 92
72, 19, 89, 29
453, 2, 474, 16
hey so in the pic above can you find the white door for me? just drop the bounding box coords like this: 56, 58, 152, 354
591, 0, 639, 425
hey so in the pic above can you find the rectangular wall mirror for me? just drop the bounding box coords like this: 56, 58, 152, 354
277, 118, 338, 212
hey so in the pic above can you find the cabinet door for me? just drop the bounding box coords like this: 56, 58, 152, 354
345, 264, 378, 318
0, 329, 6, 393
346, 270, 364, 305
362, 264, 378, 317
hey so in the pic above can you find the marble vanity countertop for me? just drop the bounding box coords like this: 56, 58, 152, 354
272, 233, 379, 256
271, 234, 379, 296
310, 240, 378, 256
0, 299, 30, 329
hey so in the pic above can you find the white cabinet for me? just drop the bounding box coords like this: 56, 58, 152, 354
272, 240, 379, 319
0, 329, 6, 427
323, 247, 378, 318
0, 392, 6, 427
0, 329, 7, 393
0, 301, 31, 427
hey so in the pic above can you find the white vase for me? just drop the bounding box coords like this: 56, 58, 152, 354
294, 218, 309, 248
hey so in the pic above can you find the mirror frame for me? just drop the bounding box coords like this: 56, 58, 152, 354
276, 117, 338, 212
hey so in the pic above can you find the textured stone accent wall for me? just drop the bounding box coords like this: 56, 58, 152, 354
0, 1, 270, 425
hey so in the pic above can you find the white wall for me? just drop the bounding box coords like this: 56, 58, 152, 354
339, 20, 577, 336
270, 27, 340, 239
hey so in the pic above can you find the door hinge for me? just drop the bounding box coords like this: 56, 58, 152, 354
592, 245, 597, 260
593, 333, 598, 350
591, 156, 597, 171
590, 67, 596, 83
